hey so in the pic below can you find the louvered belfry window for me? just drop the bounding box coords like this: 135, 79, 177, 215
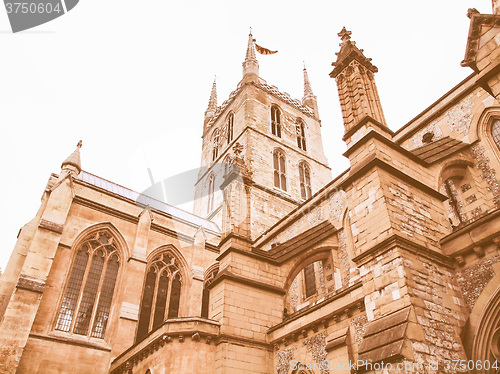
271, 105, 282, 137
136, 252, 182, 342
273, 149, 287, 191
296, 119, 307, 151
55, 232, 120, 339
299, 162, 312, 200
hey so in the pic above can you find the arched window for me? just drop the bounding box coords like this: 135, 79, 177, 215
136, 252, 183, 342
207, 173, 215, 214
212, 130, 220, 161
271, 105, 282, 137
273, 149, 287, 191
55, 231, 120, 339
296, 119, 307, 151
492, 119, 500, 150
299, 162, 312, 200
227, 113, 234, 144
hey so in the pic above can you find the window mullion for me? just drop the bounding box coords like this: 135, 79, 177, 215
148, 268, 161, 332
69, 249, 92, 333
164, 274, 174, 319
87, 254, 109, 337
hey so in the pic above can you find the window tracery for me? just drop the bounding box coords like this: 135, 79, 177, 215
136, 252, 183, 342
55, 231, 120, 339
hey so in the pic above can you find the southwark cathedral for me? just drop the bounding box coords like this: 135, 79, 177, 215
3, 3, 500, 374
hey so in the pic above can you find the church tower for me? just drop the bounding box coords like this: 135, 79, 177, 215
193, 32, 332, 242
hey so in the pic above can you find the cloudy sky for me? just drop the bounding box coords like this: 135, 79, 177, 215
0, 0, 492, 270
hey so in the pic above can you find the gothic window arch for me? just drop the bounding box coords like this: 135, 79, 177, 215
227, 112, 234, 144
208, 173, 215, 214
298, 162, 312, 200
271, 105, 282, 137
136, 252, 183, 342
284, 252, 335, 317
296, 119, 307, 151
273, 149, 286, 191
201, 264, 219, 319
212, 130, 220, 161
55, 231, 120, 339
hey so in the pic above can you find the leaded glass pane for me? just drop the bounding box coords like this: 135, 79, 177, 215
201, 288, 210, 318
55, 248, 89, 331
152, 272, 169, 330
136, 268, 157, 342
74, 251, 105, 335
168, 275, 181, 318
492, 119, 500, 149
91, 255, 119, 338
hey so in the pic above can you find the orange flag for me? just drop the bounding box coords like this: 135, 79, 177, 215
255, 42, 278, 55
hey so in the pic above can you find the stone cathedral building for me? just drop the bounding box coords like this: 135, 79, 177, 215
3, 3, 500, 374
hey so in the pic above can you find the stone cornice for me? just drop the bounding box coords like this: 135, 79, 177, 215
339, 153, 448, 202
206, 268, 285, 295
16, 274, 45, 294
38, 219, 64, 234
29, 332, 112, 352
267, 282, 364, 342
342, 115, 394, 142
111, 317, 220, 373
352, 233, 453, 268
343, 129, 427, 167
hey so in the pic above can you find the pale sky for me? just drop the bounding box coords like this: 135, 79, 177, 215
0, 0, 492, 271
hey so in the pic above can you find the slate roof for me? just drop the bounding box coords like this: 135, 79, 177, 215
77, 171, 220, 234
410, 136, 468, 164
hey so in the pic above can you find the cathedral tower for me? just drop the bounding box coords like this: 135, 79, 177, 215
193, 32, 332, 242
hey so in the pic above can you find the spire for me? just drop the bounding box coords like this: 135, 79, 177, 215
242, 29, 259, 82
61, 140, 82, 177
204, 76, 217, 126
302, 63, 320, 118
207, 76, 217, 112
303, 63, 314, 97
245, 30, 257, 63
330, 28, 390, 144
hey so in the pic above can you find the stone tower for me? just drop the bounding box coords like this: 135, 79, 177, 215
193, 32, 332, 241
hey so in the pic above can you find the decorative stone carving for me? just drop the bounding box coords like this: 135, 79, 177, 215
303, 331, 329, 374
410, 121, 444, 149
446, 94, 474, 135
338, 229, 350, 287
472, 144, 500, 206
456, 255, 500, 310
290, 277, 298, 311
276, 345, 296, 374
351, 314, 368, 344
327, 190, 346, 222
